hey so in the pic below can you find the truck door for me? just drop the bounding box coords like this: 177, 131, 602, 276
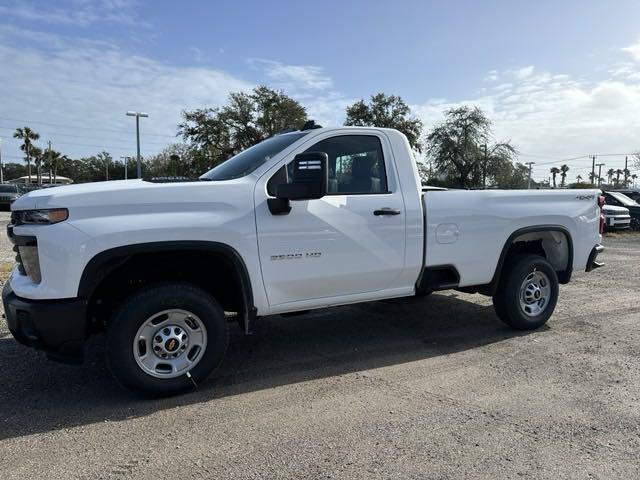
254, 132, 406, 308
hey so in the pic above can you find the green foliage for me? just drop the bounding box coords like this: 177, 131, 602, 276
145, 144, 199, 178
425, 106, 517, 188
179, 85, 308, 173
344, 93, 423, 151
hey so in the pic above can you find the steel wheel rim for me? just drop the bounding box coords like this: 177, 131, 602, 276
519, 270, 551, 317
133, 309, 207, 379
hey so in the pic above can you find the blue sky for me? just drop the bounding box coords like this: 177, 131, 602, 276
1, 0, 639, 182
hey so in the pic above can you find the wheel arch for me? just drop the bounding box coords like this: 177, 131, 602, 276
78, 241, 256, 334
490, 225, 574, 292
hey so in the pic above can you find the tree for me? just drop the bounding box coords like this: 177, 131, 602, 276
425, 106, 515, 189
42, 149, 62, 183
493, 161, 530, 189
146, 144, 197, 178
550, 167, 560, 188
576, 174, 583, 183
344, 93, 423, 151
615, 169, 623, 186
13, 127, 40, 184
632, 173, 638, 188
607, 168, 615, 185
560, 164, 569, 187
179, 86, 308, 173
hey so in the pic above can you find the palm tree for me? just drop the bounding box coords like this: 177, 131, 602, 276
559, 164, 569, 187
632, 174, 638, 188
13, 127, 40, 184
623, 168, 630, 187
550, 167, 560, 188
43, 150, 62, 184
607, 168, 615, 185
576, 174, 583, 184
615, 169, 623, 186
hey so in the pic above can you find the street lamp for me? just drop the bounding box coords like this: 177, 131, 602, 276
126, 111, 149, 178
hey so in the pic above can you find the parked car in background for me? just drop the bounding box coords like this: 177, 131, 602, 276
613, 189, 640, 203
602, 204, 631, 231
0, 184, 21, 209
603, 191, 640, 230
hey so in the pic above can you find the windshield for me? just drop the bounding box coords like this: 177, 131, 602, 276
0, 185, 17, 193
200, 131, 311, 181
608, 191, 638, 206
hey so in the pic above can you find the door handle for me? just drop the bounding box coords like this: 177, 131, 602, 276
373, 208, 401, 216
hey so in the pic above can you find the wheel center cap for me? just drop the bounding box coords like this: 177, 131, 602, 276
165, 338, 179, 352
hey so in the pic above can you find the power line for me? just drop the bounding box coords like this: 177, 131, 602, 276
0, 116, 178, 139
0, 125, 173, 146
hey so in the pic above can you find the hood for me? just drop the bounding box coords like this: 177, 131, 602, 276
11, 178, 254, 214
602, 204, 629, 214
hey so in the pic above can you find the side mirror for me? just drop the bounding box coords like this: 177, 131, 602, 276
268, 152, 328, 215
277, 152, 328, 200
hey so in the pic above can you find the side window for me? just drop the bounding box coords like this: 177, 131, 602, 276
267, 135, 388, 196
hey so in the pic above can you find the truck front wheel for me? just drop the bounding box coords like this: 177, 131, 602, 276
106, 282, 229, 397
492, 255, 559, 330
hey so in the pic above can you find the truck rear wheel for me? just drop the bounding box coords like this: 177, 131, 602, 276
492, 255, 559, 330
106, 282, 229, 397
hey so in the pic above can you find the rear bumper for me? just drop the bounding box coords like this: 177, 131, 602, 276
2, 282, 87, 363
585, 244, 604, 272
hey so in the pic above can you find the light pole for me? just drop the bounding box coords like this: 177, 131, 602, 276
126, 111, 148, 178
526, 162, 535, 189
596, 163, 605, 187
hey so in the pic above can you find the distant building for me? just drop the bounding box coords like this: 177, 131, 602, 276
9, 175, 73, 185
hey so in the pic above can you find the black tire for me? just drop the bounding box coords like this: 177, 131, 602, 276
106, 282, 229, 397
492, 254, 559, 330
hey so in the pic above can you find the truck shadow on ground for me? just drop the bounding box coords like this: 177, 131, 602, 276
0, 292, 538, 440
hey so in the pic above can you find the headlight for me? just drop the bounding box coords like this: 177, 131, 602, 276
13, 208, 68, 225
17, 245, 41, 283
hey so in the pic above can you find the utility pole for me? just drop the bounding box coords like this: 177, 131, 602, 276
120, 156, 131, 180
483, 144, 488, 188
0, 138, 3, 184
526, 162, 535, 189
624, 156, 629, 187
596, 163, 605, 188
590, 155, 596, 186
47, 141, 52, 185
126, 111, 149, 179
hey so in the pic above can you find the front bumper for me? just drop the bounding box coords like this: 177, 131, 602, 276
2, 282, 87, 363
585, 244, 604, 272
604, 216, 631, 230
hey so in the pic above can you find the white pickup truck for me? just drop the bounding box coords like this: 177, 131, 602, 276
3, 126, 605, 396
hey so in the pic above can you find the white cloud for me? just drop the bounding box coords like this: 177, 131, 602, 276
415, 64, 640, 181
0, 0, 142, 27
0, 27, 252, 161
622, 40, 640, 62
509, 65, 535, 80
484, 70, 499, 82
248, 59, 333, 90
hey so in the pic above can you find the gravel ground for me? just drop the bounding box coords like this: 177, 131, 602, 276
0, 210, 638, 479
